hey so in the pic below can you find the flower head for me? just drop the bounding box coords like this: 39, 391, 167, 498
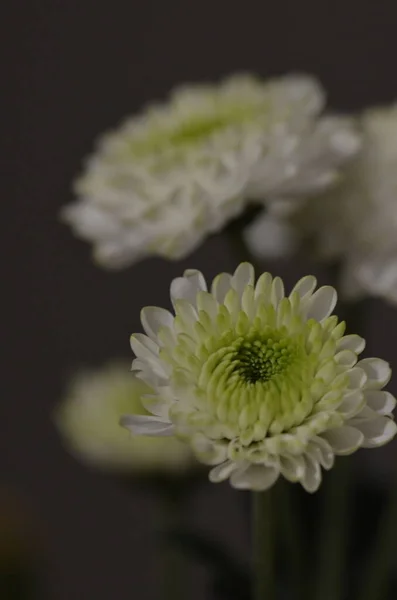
245, 104, 397, 303
62, 74, 359, 269
121, 264, 396, 492
55, 362, 194, 474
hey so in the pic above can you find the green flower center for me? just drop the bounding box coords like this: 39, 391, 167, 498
181, 325, 323, 444
162, 289, 350, 454
126, 102, 267, 159
233, 337, 298, 384
165, 107, 257, 146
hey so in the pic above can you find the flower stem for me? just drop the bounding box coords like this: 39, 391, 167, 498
252, 490, 275, 600
158, 484, 186, 600
311, 286, 368, 600
313, 457, 351, 600
276, 481, 305, 600
357, 471, 397, 600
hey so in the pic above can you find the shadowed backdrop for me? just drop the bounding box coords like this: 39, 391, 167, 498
5, 1, 397, 598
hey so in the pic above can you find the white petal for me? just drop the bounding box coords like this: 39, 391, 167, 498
120, 414, 175, 436
352, 406, 378, 421
131, 333, 159, 355
155, 323, 177, 349
305, 286, 337, 322
241, 285, 256, 320
133, 365, 168, 388
255, 272, 273, 298
94, 240, 144, 270
196, 291, 218, 320
315, 389, 342, 412
364, 390, 397, 416
301, 453, 322, 493
231, 263, 255, 298
358, 358, 392, 390
279, 454, 305, 482
170, 270, 206, 308
321, 426, 364, 455
130, 335, 161, 366
130, 352, 168, 381
310, 436, 334, 470
337, 391, 365, 418
209, 460, 239, 483
230, 464, 280, 491
354, 253, 397, 301
347, 367, 367, 390
211, 272, 233, 303
335, 350, 358, 369
352, 416, 397, 448
336, 334, 366, 354
315, 360, 338, 384
290, 275, 317, 300
271, 277, 285, 308
183, 269, 207, 292
140, 394, 170, 419
141, 307, 174, 341
279, 74, 324, 114
173, 299, 198, 331
61, 202, 120, 238
130, 358, 147, 372
191, 434, 228, 465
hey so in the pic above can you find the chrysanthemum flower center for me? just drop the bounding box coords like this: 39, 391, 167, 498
233, 337, 297, 384
128, 103, 265, 158
185, 325, 317, 443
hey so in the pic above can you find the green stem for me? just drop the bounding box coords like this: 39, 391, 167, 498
158, 485, 186, 600
313, 457, 351, 600
357, 472, 397, 600
276, 481, 305, 600
312, 284, 368, 600
252, 490, 275, 600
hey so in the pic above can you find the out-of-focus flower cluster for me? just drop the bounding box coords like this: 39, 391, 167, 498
245, 103, 397, 305
58, 72, 397, 495
55, 362, 195, 475
62, 73, 359, 269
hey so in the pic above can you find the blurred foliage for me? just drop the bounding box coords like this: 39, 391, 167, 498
0, 487, 45, 600
165, 477, 397, 600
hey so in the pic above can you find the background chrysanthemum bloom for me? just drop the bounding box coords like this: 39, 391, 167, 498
55, 362, 194, 474
245, 104, 397, 303
62, 73, 359, 269
121, 264, 397, 492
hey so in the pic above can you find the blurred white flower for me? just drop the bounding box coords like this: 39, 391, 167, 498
247, 104, 397, 304
121, 263, 396, 492
243, 211, 299, 259
247, 113, 360, 203
325, 105, 397, 302
62, 73, 359, 269
55, 362, 194, 474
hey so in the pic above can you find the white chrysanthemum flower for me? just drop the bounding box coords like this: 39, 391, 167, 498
246, 104, 397, 303
55, 362, 194, 474
121, 263, 396, 492
62, 73, 359, 269
318, 104, 397, 302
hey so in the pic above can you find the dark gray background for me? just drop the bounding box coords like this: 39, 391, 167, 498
5, 1, 397, 598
